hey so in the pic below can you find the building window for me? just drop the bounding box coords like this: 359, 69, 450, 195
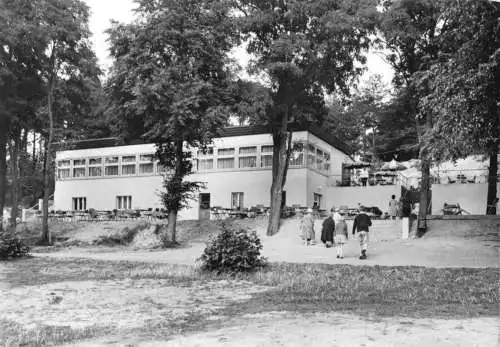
140, 154, 154, 162
72, 159, 86, 178
261, 155, 273, 168
290, 143, 304, 166
122, 164, 136, 175
316, 149, 324, 170
105, 165, 119, 176
116, 195, 132, 210
323, 153, 331, 172
218, 148, 235, 156
313, 193, 322, 209
72, 197, 87, 211
217, 157, 234, 169
139, 163, 154, 174
307, 143, 316, 166
239, 156, 257, 168
197, 147, 214, 156
58, 160, 70, 167
89, 158, 102, 165
198, 159, 214, 170
58, 168, 70, 179
88, 166, 102, 177
261, 145, 273, 153
73, 167, 86, 178
231, 192, 244, 210
89, 157, 102, 177
122, 155, 136, 163
73, 159, 86, 166
105, 156, 119, 164
239, 146, 257, 155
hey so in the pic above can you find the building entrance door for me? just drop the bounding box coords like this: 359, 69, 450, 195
199, 193, 211, 220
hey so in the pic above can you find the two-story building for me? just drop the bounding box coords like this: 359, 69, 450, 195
53, 125, 352, 220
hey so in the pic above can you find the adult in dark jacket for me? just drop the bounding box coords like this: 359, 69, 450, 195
321, 209, 335, 248
352, 212, 372, 259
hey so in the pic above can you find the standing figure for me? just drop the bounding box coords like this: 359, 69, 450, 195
300, 208, 315, 246
352, 210, 372, 259
360, 170, 369, 186
333, 211, 348, 258
389, 195, 398, 220
320, 208, 335, 248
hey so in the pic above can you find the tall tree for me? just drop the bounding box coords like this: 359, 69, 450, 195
416, 0, 500, 214
237, 0, 378, 235
106, 0, 238, 242
33, 0, 100, 244
0, 0, 44, 231
380, 0, 444, 233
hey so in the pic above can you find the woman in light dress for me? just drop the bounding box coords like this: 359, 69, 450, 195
300, 208, 315, 246
333, 211, 348, 258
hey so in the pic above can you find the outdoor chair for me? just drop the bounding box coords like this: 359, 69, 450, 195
447, 176, 457, 184
467, 176, 476, 184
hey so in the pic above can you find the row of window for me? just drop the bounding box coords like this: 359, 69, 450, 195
57, 142, 332, 180
72, 196, 132, 211
58, 163, 158, 179
196, 143, 331, 173
57, 154, 162, 180
70, 192, 324, 212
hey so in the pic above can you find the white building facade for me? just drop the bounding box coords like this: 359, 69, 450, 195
54, 125, 351, 220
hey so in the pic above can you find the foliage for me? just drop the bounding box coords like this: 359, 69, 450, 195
237, 0, 378, 235
375, 87, 419, 161
415, 0, 500, 162
199, 222, 268, 273
106, 0, 238, 241
414, 0, 500, 214
0, 232, 30, 260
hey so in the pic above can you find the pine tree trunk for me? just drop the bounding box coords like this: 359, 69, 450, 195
9, 133, 20, 230
486, 145, 498, 215
0, 117, 9, 233
266, 109, 291, 236
41, 81, 55, 244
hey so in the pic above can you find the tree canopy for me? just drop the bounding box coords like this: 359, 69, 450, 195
106, 0, 239, 241
237, 0, 379, 235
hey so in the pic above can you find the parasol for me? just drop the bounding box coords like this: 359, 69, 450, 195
380, 159, 407, 171
343, 161, 371, 169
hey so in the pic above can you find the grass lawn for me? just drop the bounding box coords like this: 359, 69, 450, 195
1, 257, 498, 346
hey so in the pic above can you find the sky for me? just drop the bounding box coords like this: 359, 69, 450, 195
84, 0, 394, 88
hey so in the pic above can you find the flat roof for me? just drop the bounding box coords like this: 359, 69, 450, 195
55, 124, 350, 154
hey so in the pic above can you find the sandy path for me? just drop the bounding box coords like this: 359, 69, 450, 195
34, 234, 498, 268
62, 312, 499, 347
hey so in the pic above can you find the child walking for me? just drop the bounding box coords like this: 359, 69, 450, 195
352, 210, 372, 259
333, 211, 348, 258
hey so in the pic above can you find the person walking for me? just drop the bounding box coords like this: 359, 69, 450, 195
321, 208, 335, 248
389, 195, 398, 220
301, 208, 315, 246
352, 210, 372, 259
333, 211, 348, 258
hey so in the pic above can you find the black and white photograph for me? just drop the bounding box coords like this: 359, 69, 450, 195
0, 0, 498, 345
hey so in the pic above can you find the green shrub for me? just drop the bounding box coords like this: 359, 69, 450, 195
0, 232, 30, 260
199, 222, 267, 273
